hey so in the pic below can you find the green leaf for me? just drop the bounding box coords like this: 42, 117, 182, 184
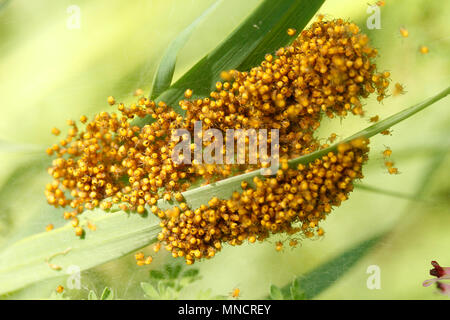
278, 233, 384, 300
100, 287, 114, 300
182, 268, 200, 278
0, 87, 447, 295
146, 0, 324, 112
150, 0, 222, 99
269, 285, 284, 300
0, 139, 44, 153
0, 209, 160, 295
162, 286, 177, 300
165, 263, 183, 279
0, 155, 49, 247
149, 270, 165, 280
354, 183, 429, 202
415, 149, 449, 198
141, 282, 160, 299
236, 1, 324, 71
88, 290, 98, 300
157, 281, 167, 297
289, 279, 306, 300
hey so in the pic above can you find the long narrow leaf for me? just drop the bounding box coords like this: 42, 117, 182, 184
237, 0, 325, 71
0, 139, 44, 153
0, 155, 50, 248
288, 86, 450, 168
153, 0, 324, 110
0, 210, 160, 295
277, 233, 385, 299
150, 0, 222, 99
354, 183, 428, 202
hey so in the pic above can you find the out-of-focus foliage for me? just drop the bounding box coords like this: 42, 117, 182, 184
141, 263, 226, 300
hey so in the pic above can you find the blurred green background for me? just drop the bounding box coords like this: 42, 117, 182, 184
0, 0, 449, 299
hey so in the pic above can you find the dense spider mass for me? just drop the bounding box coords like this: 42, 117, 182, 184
157, 138, 369, 264
45, 18, 389, 264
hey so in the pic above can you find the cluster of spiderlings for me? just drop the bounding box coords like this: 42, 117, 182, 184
155, 138, 370, 264
382, 146, 399, 174
134, 251, 153, 266
44, 18, 386, 250
44, 97, 205, 226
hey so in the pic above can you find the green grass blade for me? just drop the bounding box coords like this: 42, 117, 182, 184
237, 0, 324, 71
150, 0, 222, 99
0, 155, 49, 247
354, 183, 427, 202
276, 233, 384, 300
100, 287, 114, 300
155, 0, 325, 109
289, 86, 450, 167
415, 149, 449, 198
0, 209, 160, 295
269, 285, 284, 300
0, 139, 44, 153
1, 87, 447, 294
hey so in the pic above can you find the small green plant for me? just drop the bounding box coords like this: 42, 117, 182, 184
87, 287, 115, 300
269, 280, 306, 300
141, 263, 225, 300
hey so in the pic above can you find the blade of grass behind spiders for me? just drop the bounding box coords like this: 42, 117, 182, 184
267, 233, 385, 300
133, 0, 325, 127
150, 0, 222, 100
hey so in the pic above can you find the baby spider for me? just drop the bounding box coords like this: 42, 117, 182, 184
388, 167, 399, 175
328, 133, 338, 143
369, 115, 379, 123
275, 241, 284, 252
231, 288, 240, 299
384, 160, 394, 168
382, 147, 392, 158
419, 45, 429, 54
399, 27, 409, 38
393, 83, 406, 96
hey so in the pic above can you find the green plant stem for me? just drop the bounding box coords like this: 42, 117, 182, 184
290, 86, 450, 167
354, 183, 428, 202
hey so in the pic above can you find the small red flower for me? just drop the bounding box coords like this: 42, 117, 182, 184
430, 261, 450, 278
423, 261, 450, 289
